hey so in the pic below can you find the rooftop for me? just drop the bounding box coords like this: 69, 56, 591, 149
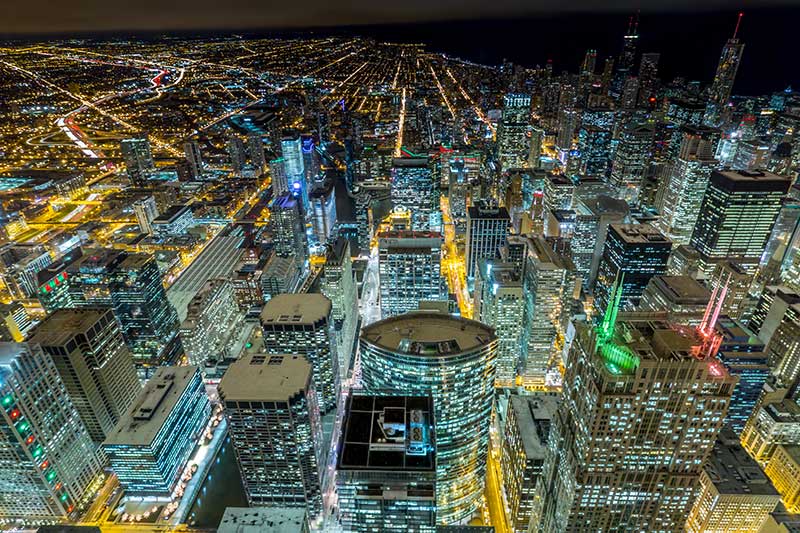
104, 366, 201, 447
361, 312, 495, 357
260, 293, 331, 325
152, 204, 190, 223
29, 308, 113, 347
649, 275, 711, 304
609, 223, 670, 245
509, 394, 558, 459
219, 352, 311, 403
338, 394, 435, 471
706, 426, 778, 496
217, 507, 307, 533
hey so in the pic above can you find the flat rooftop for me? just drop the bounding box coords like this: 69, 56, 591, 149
217, 507, 307, 533
650, 275, 711, 304
218, 352, 311, 403
509, 394, 558, 460
260, 293, 331, 325
609, 223, 670, 245
338, 394, 435, 471
706, 427, 779, 496
361, 312, 495, 357
105, 366, 200, 447
30, 308, 113, 347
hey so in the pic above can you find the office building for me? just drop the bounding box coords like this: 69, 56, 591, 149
359, 313, 497, 524
656, 125, 719, 245
269, 194, 308, 264
183, 141, 204, 179
690, 170, 791, 275
521, 237, 575, 386
475, 261, 524, 386
571, 195, 630, 289
378, 231, 446, 318
742, 398, 800, 465
248, 132, 266, 173
320, 238, 358, 376
577, 125, 612, 178
217, 507, 309, 533
704, 14, 745, 127
67, 250, 182, 374
497, 93, 532, 170
0, 343, 103, 523
180, 279, 245, 367
764, 444, 800, 514
767, 301, 800, 392
151, 205, 193, 237
219, 353, 323, 518
638, 275, 711, 324
30, 309, 141, 444
465, 201, 509, 280
281, 131, 306, 186
261, 252, 301, 300
391, 157, 436, 231
715, 317, 770, 433
133, 196, 159, 235
103, 366, 210, 497
708, 260, 754, 321
595, 223, 672, 316
609, 123, 654, 203
260, 294, 338, 415
686, 427, 779, 533
336, 394, 437, 532
271, 158, 289, 195
533, 309, 736, 532
120, 135, 154, 186
501, 393, 558, 533
0, 301, 32, 342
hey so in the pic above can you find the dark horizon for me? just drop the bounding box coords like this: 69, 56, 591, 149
2, 7, 799, 95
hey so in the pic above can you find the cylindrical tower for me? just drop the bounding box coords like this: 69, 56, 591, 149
359, 312, 497, 524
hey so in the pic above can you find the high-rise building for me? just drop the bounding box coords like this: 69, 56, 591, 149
764, 444, 800, 514
180, 279, 245, 367
391, 157, 436, 231
281, 131, 306, 187
533, 308, 736, 532
610, 14, 639, 98
707, 260, 754, 321
656, 125, 720, 245
336, 393, 437, 532
269, 194, 308, 265
742, 398, 800, 465
103, 366, 210, 497
571, 195, 630, 289
686, 427, 780, 533
465, 200, 509, 280
66, 250, 182, 376
219, 352, 323, 518
0, 301, 32, 342
359, 312, 497, 524
497, 93, 532, 170
501, 393, 558, 533
690, 170, 791, 275
595, 223, 672, 315
133, 196, 159, 235
765, 300, 800, 393
248, 132, 266, 173
638, 275, 711, 324
30, 309, 141, 444
609, 123, 654, 203
715, 317, 770, 433
576, 125, 612, 178
260, 294, 338, 415
0, 343, 104, 523
183, 141, 204, 179
270, 157, 288, 195
475, 260, 524, 386
637, 52, 660, 106
378, 231, 446, 318
120, 135, 154, 186
227, 135, 247, 175
521, 236, 575, 386
320, 237, 358, 377
704, 13, 745, 128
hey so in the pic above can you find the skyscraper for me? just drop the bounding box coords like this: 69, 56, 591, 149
336, 393, 437, 532
219, 352, 323, 518
120, 135, 155, 186
66, 249, 183, 375
521, 236, 575, 386
704, 13, 745, 128
227, 135, 247, 175
320, 237, 358, 376
248, 132, 266, 173
391, 157, 436, 231
269, 193, 308, 265
595, 223, 672, 315
475, 260, 524, 386
656, 125, 720, 245
359, 312, 497, 524
690, 170, 791, 275
183, 141, 204, 179
465, 200, 509, 280
133, 196, 159, 235
533, 305, 736, 531
260, 294, 338, 415
0, 343, 104, 523
30, 308, 141, 444
281, 130, 306, 190
179, 279, 245, 367
378, 231, 446, 318
609, 122, 654, 203
497, 93, 532, 170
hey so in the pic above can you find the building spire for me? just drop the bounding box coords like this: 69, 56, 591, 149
733, 11, 744, 40
600, 272, 625, 341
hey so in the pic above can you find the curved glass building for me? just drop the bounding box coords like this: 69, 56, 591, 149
359, 312, 497, 524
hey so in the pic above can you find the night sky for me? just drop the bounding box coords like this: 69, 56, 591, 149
1, 1, 799, 94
